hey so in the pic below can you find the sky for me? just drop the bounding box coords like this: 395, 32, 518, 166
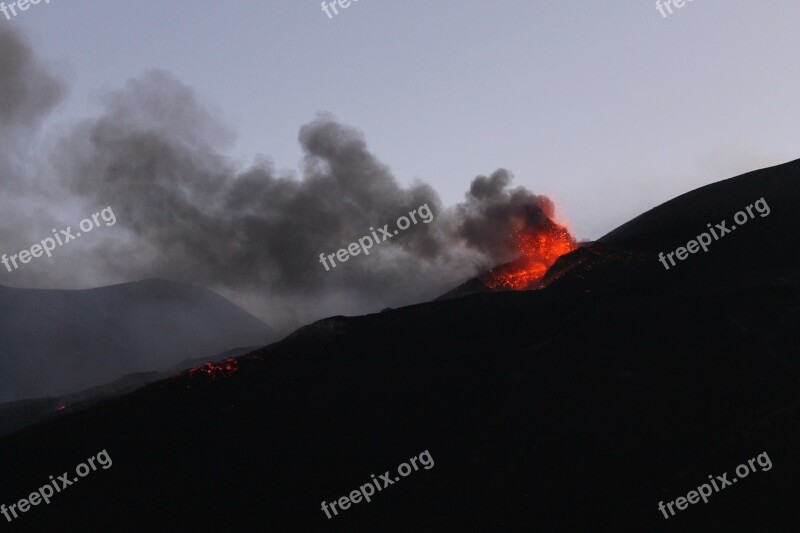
3, 0, 799, 328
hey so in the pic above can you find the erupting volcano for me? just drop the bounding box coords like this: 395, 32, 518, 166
484, 223, 577, 290
437, 205, 578, 300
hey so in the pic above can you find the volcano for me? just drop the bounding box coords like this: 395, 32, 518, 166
1, 160, 800, 532
438, 221, 577, 300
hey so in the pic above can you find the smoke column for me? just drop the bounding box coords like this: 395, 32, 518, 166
1, 27, 571, 330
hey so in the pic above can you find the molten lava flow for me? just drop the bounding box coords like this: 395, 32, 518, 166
484, 224, 576, 290
187, 358, 239, 380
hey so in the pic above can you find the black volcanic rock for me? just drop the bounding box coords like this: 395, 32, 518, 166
1, 161, 800, 531
0, 279, 277, 402
596, 158, 800, 290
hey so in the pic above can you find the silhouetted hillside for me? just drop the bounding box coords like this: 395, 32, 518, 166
0, 279, 277, 402
1, 161, 799, 531
0, 346, 258, 436
442, 158, 800, 300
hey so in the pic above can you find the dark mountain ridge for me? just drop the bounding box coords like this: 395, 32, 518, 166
0, 346, 258, 437
444, 158, 799, 300
0, 159, 799, 531
0, 278, 277, 402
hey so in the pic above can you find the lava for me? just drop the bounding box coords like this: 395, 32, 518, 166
187, 358, 239, 380
484, 223, 576, 290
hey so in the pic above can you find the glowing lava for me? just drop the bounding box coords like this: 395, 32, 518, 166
187, 358, 239, 380
484, 223, 576, 290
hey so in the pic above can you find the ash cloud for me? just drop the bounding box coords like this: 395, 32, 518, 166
0, 26, 65, 256
2, 28, 568, 330
0, 26, 63, 143
456, 169, 562, 260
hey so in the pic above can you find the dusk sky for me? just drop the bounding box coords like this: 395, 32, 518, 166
3, 1, 799, 330
2, 3, 799, 528
13, 0, 799, 240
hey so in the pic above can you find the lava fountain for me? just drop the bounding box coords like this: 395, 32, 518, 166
484, 219, 576, 291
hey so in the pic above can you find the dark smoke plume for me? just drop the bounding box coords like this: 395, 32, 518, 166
0, 26, 65, 258
2, 28, 569, 330
0, 26, 63, 143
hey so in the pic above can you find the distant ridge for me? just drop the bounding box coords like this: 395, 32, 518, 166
0, 279, 278, 402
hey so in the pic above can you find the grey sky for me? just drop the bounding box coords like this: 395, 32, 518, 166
4, 0, 799, 328
14, 0, 800, 238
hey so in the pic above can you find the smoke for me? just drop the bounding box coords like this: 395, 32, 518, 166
0, 26, 65, 249
456, 169, 562, 259
0, 26, 63, 144
2, 28, 569, 330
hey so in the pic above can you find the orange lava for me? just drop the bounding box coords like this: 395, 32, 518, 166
485, 224, 576, 290
188, 358, 239, 380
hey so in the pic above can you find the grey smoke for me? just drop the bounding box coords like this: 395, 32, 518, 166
2, 27, 570, 330
0, 26, 65, 260
456, 169, 563, 259
0, 26, 63, 143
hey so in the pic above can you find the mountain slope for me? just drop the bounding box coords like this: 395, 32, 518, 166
0, 161, 799, 531
0, 346, 258, 436
0, 279, 277, 402
442, 158, 800, 300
